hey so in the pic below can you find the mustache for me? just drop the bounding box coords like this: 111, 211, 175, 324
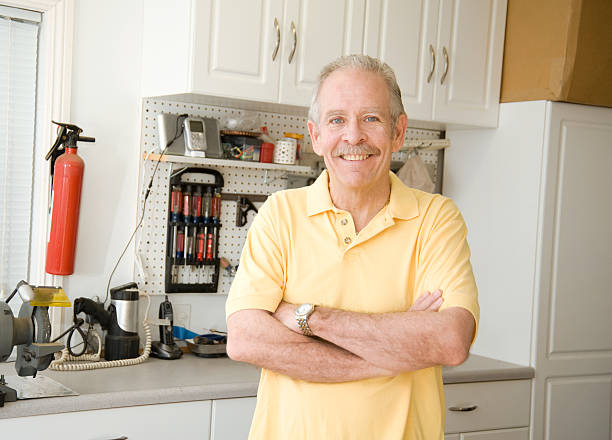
332, 144, 380, 157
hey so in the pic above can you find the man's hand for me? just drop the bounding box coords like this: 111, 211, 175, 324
409, 289, 443, 312
273, 289, 443, 335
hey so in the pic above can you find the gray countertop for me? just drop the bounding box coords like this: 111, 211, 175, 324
0, 353, 533, 419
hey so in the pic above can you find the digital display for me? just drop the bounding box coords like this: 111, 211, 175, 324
189, 120, 204, 132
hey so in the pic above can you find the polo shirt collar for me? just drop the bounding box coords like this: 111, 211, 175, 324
307, 170, 419, 221
388, 171, 419, 220
307, 170, 335, 216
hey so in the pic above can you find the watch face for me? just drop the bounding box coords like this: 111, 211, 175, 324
297, 303, 312, 315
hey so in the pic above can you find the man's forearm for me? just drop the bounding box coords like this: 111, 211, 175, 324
227, 309, 395, 382
308, 306, 474, 373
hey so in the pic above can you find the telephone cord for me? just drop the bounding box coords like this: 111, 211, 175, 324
49, 292, 152, 371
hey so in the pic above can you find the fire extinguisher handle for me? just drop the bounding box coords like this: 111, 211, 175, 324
78, 136, 96, 143
45, 126, 67, 161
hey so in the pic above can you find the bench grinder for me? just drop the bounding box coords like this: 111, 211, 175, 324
0, 281, 67, 405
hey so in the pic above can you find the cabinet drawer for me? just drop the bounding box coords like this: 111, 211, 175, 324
444, 379, 531, 434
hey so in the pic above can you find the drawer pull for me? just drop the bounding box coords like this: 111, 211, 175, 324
288, 21, 297, 64
441, 46, 449, 85
427, 44, 436, 83
272, 18, 280, 61
449, 404, 478, 412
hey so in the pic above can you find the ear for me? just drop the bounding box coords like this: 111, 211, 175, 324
307, 120, 323, 156
391, 114, 408, 153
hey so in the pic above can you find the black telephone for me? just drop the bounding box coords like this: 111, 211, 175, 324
150, 296, 182, 360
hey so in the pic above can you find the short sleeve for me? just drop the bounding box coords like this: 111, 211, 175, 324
225, 196, 285, 319
416, 198, 480, 343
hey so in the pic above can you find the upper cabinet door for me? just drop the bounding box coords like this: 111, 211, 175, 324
363, 0, 438, 122
190, 0, 284, 102
278, 0, 365, 107
433, 0, 507, 126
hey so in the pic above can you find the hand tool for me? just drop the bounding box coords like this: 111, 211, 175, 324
191, 185, 203, 262
196, 226, 206, 264
183, 185, 192, 264
236, 196, 259, 227
211, 188, 222, 260
170, 185, 183, 282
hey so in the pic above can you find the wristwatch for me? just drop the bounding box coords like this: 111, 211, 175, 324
295, 303, 315, 336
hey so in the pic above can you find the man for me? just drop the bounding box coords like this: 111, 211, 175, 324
226, 55, 478, 439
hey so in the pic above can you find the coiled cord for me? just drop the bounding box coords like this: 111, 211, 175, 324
50, 292, 152, 371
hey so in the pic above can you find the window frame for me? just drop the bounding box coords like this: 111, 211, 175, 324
3, 0, 74, 333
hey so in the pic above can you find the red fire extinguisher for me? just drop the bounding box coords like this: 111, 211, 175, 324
44, 121, 95, 275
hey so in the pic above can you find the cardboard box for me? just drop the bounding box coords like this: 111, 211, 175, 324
500, 0, 612, 107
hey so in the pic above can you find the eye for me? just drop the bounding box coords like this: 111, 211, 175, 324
329, 117, 344, 124
364, 115, 380, 122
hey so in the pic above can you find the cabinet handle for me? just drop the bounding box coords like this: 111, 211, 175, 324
272, 18, 280, 61
427, 44, 436, 83
441, 46, 449, 85
449, 404, 478, 412
288, 21, 297, 64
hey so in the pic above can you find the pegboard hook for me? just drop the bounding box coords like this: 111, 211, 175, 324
263, 170, 288, 185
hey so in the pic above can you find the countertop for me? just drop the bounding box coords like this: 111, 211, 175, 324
0, 353, 533, 419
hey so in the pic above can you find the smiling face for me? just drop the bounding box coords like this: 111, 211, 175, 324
307, 68, 407, 195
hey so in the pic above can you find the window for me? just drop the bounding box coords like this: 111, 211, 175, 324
0, 5, 41, 297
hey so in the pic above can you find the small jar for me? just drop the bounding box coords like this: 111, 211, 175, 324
274, 138, 297, 164
283, 132, 304, 160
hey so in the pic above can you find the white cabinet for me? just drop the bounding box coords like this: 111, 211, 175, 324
445, 101, 612, 440
189, 0, 284, 102
364, 0, 507, 127
1, 396, 257, 439
278, 0, 364, 106
142, 0, 364, 107
210, 397, 257, 440
142, 0, 282, 101
446, 428, 529, 439
0, 400, 213, 439
143, 0, 506, 127
363, 0, 438, 122
444, 380, 531, 438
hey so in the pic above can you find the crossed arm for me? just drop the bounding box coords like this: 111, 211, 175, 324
226, 290, 475, 383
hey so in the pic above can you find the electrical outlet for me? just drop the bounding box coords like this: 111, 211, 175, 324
173, 304, 191, 329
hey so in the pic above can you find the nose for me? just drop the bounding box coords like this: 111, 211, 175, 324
342, 118, 366, 145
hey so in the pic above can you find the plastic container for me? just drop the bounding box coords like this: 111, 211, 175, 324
274, 138, 297, 164
260, 142, 275, 163
220, 134, 261, 161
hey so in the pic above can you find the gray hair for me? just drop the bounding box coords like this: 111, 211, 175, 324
308, 54, 405, 129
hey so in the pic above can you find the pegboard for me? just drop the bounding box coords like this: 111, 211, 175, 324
136, 98, 442, 297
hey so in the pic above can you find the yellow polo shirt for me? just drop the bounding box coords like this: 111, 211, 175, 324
226, 170, 479, 440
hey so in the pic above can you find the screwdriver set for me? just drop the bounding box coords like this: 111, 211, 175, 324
164, 168, 224, 293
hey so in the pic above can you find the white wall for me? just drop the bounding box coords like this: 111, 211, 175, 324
64, 0, 143, 301
62, 0, 228, 334
443, 101, 547, 366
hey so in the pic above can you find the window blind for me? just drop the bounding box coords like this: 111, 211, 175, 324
0, 6, 41, 298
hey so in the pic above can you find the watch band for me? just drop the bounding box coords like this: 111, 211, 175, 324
296, 303, 315, 336
297, 315, 313, 336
